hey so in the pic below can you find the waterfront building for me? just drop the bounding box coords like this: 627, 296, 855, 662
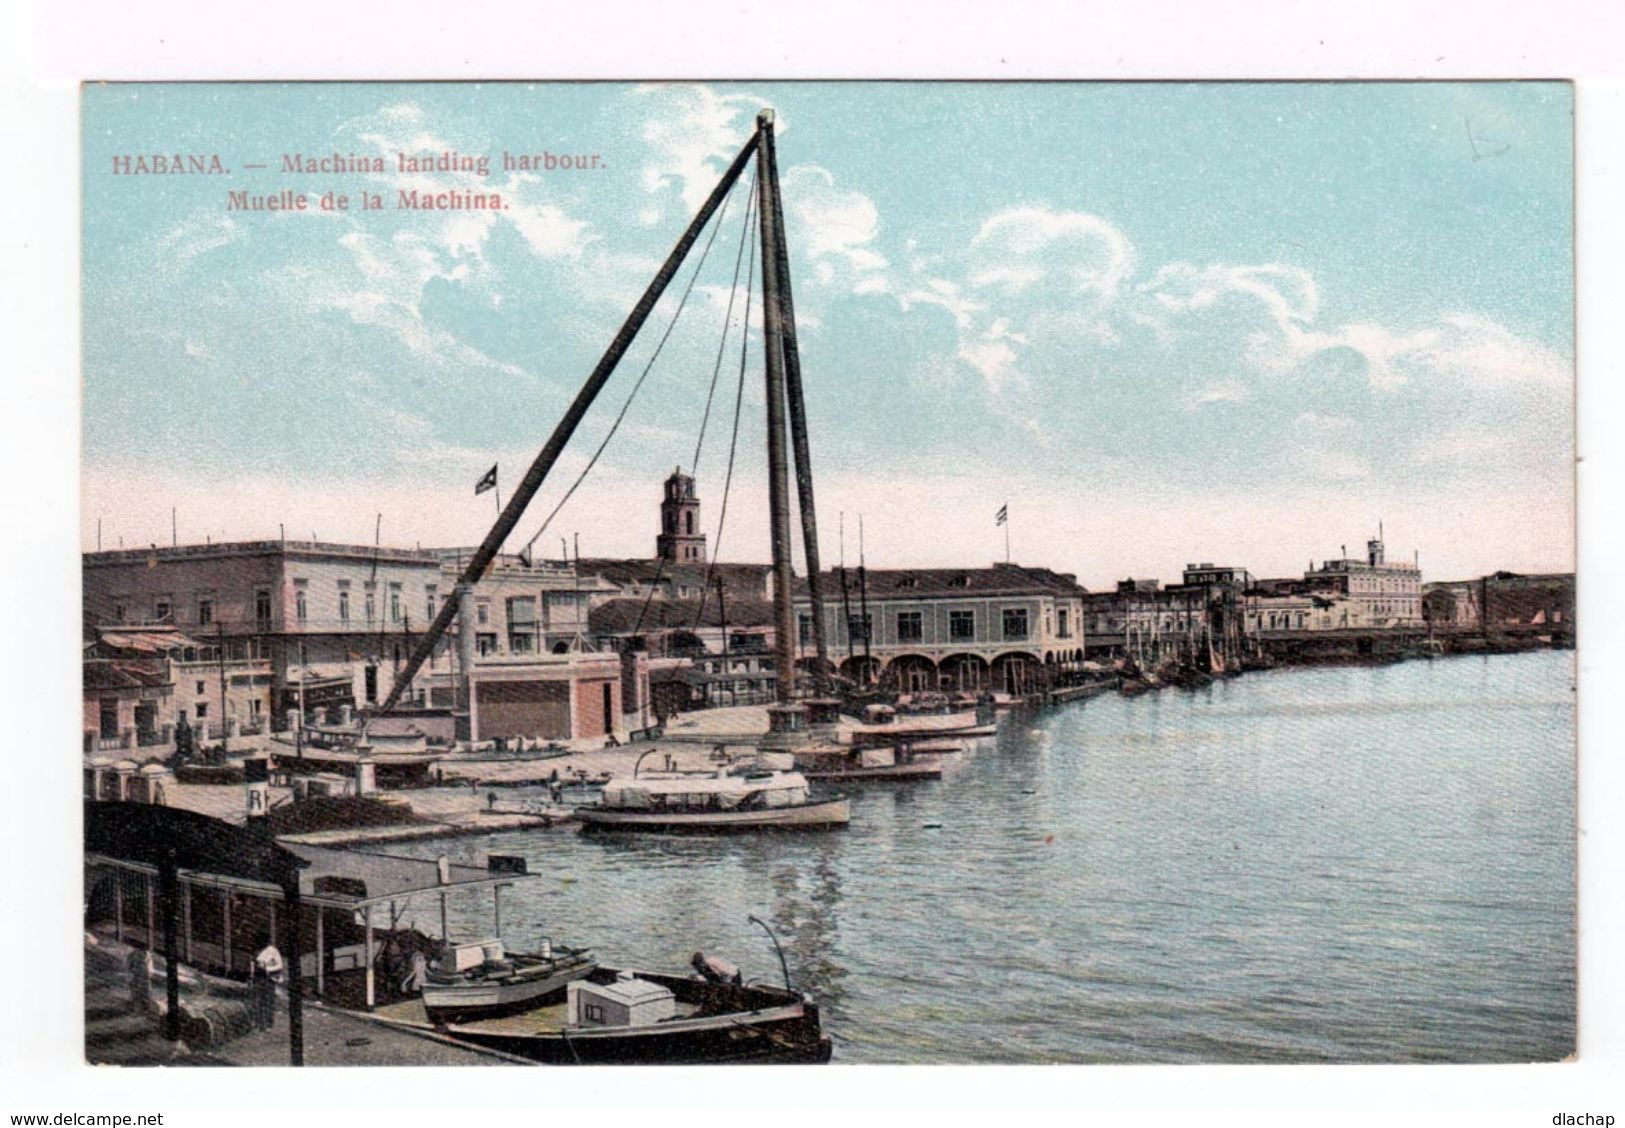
1302, 532, 1423, 625
1084, 580, 1208, 660
82, 624, 273, 752
792, 563, 1088, 695
83, 541, 449, 730
83, 540, 627, 740
1423, 572, 1574, 630
426, 550, 620, 663
587, 596, 777, 711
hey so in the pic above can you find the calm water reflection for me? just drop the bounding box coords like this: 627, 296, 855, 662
401, 650, 1575, 1063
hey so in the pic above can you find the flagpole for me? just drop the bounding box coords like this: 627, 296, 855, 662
1005, 514, 1010, 564
493, 472, 503, 556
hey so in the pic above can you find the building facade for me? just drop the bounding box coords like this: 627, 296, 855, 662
1302, 534, 1423, 625
793, 563, 1088, 695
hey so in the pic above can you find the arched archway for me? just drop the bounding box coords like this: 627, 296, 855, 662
938, 653, 989, 693
839, 654, 881, 687
991, 651, 1041, 696
886, 654, 938, 694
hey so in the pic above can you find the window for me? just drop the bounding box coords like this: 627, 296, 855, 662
196, 681, 205, 695
508, 596, 537, 653
195, 703, 208, 719
113, 603, 126, 622
426, 586, 437, 620
255, 589, 272, 625
339, 590, 350, 622
897, 610, 923, 642
154, 599, 171, 621
1056, 608, 1070, 638
847, 613, 871, 643
365, 593, 375, 624
390, 590, 401, 623
477, 633, 497, 657
477, 601, 490, 626
296, 589, 308, 622
949, 609, 975, 642
1002, 608, 1029, 642
198, 598, 214, 626
798, 613, 814, 646
584, 1003, 605, 1024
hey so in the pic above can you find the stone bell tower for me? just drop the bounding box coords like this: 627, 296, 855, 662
656, 468, 706, 564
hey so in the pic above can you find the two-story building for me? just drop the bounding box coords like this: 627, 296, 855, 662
83, 540, 452, 729
792, 562, 1087, 695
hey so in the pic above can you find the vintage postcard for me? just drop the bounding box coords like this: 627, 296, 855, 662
79, 80, 1575, 1067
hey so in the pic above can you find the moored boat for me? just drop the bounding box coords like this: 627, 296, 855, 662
793, 742, 944, 782
376, 964, 831, 1064
575, 768, 849, 832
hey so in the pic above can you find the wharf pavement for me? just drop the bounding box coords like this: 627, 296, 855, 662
85, 935, 515, 1066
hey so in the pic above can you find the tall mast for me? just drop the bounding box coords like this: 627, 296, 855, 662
374, 130, 760, 718
759, 110, 832, 693
755, 109, 801, 707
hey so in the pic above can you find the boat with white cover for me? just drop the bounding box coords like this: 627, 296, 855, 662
575, 767, 849, 832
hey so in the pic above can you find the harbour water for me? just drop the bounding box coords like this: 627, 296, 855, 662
404, 650, 1575, 1064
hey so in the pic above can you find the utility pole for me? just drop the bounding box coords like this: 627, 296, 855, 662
716, 575, 729, 667
295, 639, 306, 766
858, 515, 872, 680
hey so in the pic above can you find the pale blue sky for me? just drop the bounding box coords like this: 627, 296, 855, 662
81, 81, 1573, 584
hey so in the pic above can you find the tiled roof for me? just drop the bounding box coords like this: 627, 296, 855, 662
588, 596, 776, 634
794, 563, 1085, 600
83, 660, 172, 692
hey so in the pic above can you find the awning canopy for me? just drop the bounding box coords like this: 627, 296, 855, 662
98, 628, 203, 653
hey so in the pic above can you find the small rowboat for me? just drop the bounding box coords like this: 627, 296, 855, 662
421, 939, 597, 1024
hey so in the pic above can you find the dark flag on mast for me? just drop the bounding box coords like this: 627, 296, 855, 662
995, 504, 1008, 526
475, 465, 498, 495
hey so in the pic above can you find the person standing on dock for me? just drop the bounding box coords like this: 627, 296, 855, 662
126, 944, 153, 1016
252, 935, 285, 1031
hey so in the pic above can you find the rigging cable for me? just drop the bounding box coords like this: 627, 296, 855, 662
690, 165, 760, 478
516, 169, 743, 563
633, 175, 758, 643
690, 189, 760, 633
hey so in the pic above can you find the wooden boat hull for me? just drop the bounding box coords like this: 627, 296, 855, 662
442, 971, 833, 1065
422, 955, 597, 1024
575, 796, 850, 833
800, 762, 942, 782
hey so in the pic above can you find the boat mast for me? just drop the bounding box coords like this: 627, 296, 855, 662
373, 131, 761, 718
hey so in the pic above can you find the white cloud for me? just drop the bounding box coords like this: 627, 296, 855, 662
507, 200, 596, 259
634, 84, 773, 216
968, 207, 1134, 299
156, 213, 240, 266
1187, 380, 1249, 408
